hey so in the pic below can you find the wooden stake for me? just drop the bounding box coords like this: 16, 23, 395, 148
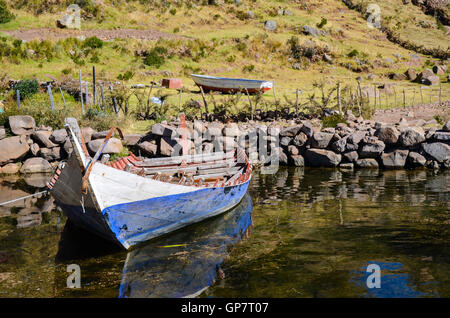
199, 86, 209, 114
93, 66, 96, 106
336, 84, 341, 115
79, 70, 85, 115
245, 88, 253, 121
85, 82, 89, 105
109, 85, 118, 114
100, 85, 105, 110
59, 87, 67, 108
16, 90, 20, 110
47, 85, 55, 111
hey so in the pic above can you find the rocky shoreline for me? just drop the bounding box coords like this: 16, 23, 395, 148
0, 112, 449, 175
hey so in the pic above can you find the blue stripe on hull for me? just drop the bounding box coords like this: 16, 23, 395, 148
102, 180, 250, 249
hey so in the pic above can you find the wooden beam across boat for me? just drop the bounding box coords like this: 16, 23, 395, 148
133, 151, 235, 168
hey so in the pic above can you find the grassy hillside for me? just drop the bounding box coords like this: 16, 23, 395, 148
0, 0, 448, 133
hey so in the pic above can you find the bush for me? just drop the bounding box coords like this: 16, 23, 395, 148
316, 17, 327, 29
347, 49, 359, 58
143, 46, 168, 68
83, 36, 104, 49
322, 114, 345, 128
0, 0, 14, 24
15, 79, 39, 100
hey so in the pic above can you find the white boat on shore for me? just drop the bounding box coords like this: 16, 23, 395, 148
190, 74, 273, 94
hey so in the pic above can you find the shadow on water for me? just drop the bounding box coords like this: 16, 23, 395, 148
55, 194, 253, 298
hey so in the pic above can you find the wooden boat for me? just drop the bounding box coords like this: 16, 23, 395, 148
49, 118, 252, 250
190, 74, 273, 94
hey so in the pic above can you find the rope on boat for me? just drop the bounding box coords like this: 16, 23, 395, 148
0, 190, 49, 206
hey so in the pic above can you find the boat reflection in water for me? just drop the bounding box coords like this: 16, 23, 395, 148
57, 193, 253, 298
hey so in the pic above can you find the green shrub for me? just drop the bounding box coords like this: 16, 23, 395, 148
117, 70, 134, 81
83, 36, 104, 49
0, 0, 14, 24
169, 8, 177, 15
15, 79, 39, 100
322, 113, 346, 128
347, 49, 359, 58
316, 17, 327, 29
143, 46, 168, 68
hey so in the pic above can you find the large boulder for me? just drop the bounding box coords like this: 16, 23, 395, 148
20, 158, 53, 174
399, 127, 425, 147
292, 132, 308, 147
433, 131, 450, 142
305, 149, 341, 167
0, 163, 20, 174
311, 132, 333, 149
87, 138, 123, 154
381, 149, 409, 168
359, 139, 385, 158
81, 127, 95, 143
280, 125, 302, 137
375, 126, 400, 145
421, 142, 450, 162
151, 123, 177, 138
343, 151, 359, 163
9, 116, 36, 135
291, 154, 305, 167
123, 134, 144, 146
407, 152, 426, 167
302, 25, 326, 37
32, 131, 57, 148
50, 129, 68, 144
331, 137, 347, 153
0, 127, 6, 140
160, 137, 194, 156
0, 136, 30, 165
443, 121, 450, 132
300, 121, 314, 138
138, 141, 157, 156
264, 20, 277, 31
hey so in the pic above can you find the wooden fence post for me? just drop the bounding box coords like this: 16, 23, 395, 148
79, 70, 85, 115
199, 86, 209, 114
85, 82, 89, 105
16, 90, 20, 110
100, 85, 105, 110
92, 66, 96, 106
109, 85, 118, 114
337, 83, 341, 114
47, 85, 55, 111
59, 87, 67, 108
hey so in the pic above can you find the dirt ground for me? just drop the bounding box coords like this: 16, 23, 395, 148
1, 28, 183, 41
371, 101, 449, 124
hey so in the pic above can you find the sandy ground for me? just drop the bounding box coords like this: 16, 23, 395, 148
1, 28, 183, 41
372, 101, 449, 124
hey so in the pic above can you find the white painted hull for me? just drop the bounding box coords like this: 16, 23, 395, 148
190, 74, 273, 93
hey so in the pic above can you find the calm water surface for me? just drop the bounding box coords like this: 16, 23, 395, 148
0, 168, 449, 297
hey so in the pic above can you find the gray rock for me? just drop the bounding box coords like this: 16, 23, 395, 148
359, 140, 385, 158
50, 129, 68, 144
422, 75, 440, 86
63, 139, 73, 156
348, 131, 367, 144
0, 127, 5, 140
123, 134, 144, 146
399, 127, 425, 147
443, 121, 450, 132
331, 137, 347, 153
311, 132, 333, 149
381, 149, 409, 168
280, 136, 291, 147
87, 138, 123, 154
375, 126, 400, 144
433, 131, 450, 142
300, 121, 314, 137
20, 158, 53, 174
81, 127, 94, 143
151, 123, 177, 138
264, 20, 277, 31
30, 143, 40, 156
39, 147, 62, 161
339, 162, 354, 169
32, 131, 57, 148
305, 149, 341, 167
291, 154, 305, 167
280, 125, 302, 137
421, 142, 450, 162
138, 141, 157, 156
407, 152, 426, 167
302, 25, 326, 37
0, 136, 30, 165
9, 115, 36, 135
1, 163, 20, 174
343, 151, 359, 163
356, 158, 379, 168
292, 132, 308, 147
288, 145, 300, 156
92, 130, 110, 140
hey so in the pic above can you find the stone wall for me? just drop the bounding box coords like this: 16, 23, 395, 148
0, 112, 449, 175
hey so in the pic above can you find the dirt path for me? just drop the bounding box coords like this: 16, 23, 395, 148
372, 101, 449, 124
1, 28, 183, 41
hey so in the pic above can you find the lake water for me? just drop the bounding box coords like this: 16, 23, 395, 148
0, 168, 448, 298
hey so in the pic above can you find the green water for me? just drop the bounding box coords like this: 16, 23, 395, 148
0, 168, 449, 297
